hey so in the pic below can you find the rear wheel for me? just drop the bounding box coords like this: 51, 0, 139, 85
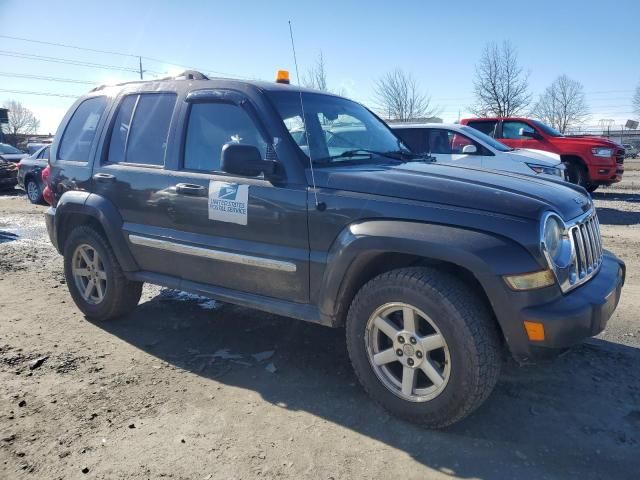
25, 178, 43, 204
63, 226, 142, 321
346, 267, 501, 428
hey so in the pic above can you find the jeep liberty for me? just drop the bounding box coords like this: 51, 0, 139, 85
43, 71, 625, 427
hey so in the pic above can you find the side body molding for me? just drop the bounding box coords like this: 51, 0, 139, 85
53, 192, 139, 272
317, 220, 543, 327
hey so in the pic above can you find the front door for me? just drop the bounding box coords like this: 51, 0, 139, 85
162, 98, 309, 303
500, 120, 547, 150
427, 129, 484, 169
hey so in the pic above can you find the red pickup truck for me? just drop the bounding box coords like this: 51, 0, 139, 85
460, 117, 624, 192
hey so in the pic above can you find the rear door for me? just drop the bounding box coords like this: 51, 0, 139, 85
156, 92, 309, 302
92, 91, 179, 278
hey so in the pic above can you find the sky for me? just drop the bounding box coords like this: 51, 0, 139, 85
1, 0, 639, 134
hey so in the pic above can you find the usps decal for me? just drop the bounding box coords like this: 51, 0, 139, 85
208, 181, 249, 225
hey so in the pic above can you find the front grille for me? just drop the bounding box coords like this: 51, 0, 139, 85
568, 212, 603, 287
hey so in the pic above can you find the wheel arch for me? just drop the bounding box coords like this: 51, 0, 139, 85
319, 220, 541, 339
54, 191, 139, 272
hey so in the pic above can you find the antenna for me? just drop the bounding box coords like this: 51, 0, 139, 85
288, 20, 320, 208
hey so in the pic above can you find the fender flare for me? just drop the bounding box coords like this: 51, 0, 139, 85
53, 191, 139, 271
318, 220, 542, 327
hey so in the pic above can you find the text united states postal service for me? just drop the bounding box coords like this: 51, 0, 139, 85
208, 181, 249, 225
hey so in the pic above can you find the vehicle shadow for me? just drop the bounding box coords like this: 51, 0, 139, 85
89, 292, 640, 479
595, 207, 640, 226
592, 191, 640, 203
0, 230, 20, 244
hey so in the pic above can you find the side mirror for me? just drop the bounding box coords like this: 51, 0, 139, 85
220, 143, 277, 178
462, 144, 477, 154
518, 127, 540, 139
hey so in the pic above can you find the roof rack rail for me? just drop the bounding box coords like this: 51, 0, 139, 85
90, 70, 209, 92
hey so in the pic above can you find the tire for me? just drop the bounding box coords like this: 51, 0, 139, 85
25, 178, 43, 204
564, 161, 588, 188
346, 267, 501, 428
586, 184, 598, 193
63, 225, 142, 321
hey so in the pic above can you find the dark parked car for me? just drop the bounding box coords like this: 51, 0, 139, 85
0, 142, 28, 163
17, 145, 49, 203
43, 71, 625, 427
0, 155, 19, 191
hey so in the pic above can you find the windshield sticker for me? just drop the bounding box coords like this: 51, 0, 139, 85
208, 181, 249, 225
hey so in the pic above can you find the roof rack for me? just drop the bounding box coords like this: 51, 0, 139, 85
90, 70, 209, 92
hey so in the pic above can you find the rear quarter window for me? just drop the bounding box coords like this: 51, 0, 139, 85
58, 96, 107, 161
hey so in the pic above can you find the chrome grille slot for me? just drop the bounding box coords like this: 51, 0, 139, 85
569, 211, 603, 286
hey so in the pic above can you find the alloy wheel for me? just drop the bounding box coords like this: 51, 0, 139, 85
72, 244, 107, 304
365, 302, 451, 402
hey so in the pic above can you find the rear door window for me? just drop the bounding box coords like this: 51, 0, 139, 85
107, 93, 176, 166
58, 96, 107, 161
392, 128, 428, 154
466, 120, 498, 138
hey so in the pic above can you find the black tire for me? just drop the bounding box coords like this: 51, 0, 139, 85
346, 267, 501, 428
63, 225, 142, 321
25, 178, 43, 204
586, 184, 598, 193
564, 161, 588, 188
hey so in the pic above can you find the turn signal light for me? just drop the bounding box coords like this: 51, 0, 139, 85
503, 269, 555, 291
524, 321, 545, 341
276, 70, 290, 84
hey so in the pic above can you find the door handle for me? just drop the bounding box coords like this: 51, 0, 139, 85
93, 173, 115, 182
175, 183, 205, 195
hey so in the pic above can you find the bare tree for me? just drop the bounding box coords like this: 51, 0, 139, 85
531, 75, 589, 133
633, 82, 640, 118
3, 100, 40, 137
373, 69, 439, 121
471, 41, 531, 117
303, 52, 328, 91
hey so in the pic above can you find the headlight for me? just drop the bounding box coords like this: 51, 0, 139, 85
541, 213, 571, 268
526, 163, 564, 177
591, 147, 613, 157
543, 215, 563, 261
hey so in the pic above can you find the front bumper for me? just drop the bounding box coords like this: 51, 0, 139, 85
513, 252, 625, 360
0, 175, 17, 190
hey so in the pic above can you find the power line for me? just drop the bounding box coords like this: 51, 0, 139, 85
0, 50, 140, 73
0, 88, 79, 98
0, 72, 97, 85
0, 34, 139, 58
1, 35, 250, 80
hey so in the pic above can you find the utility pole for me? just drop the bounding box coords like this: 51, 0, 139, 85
138, 56, 144, 80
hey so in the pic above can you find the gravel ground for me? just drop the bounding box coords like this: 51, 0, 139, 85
0, 171, 638, 480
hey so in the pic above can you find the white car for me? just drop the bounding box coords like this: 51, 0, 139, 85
391, 123, 565, 181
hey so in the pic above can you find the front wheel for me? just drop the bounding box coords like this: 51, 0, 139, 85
346, 267, 501, 428
25, 178, 43, 204
63, 226, 142, 321
564, 161, 588, 188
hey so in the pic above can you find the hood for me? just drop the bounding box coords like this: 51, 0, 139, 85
313, 161, 591, 221
0, 153, 28, 162
509, 148, 560, 166
551, 135, 620, 149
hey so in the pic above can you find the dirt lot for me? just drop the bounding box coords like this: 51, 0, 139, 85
1, 169, 639, 480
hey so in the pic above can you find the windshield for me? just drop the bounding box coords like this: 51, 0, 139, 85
267, 91, 409, 164
531, 120, 563, 137
460, 126, 512, 152
0, 143, 22, 154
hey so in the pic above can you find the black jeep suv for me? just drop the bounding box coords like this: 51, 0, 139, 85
43, 71, 625, 427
